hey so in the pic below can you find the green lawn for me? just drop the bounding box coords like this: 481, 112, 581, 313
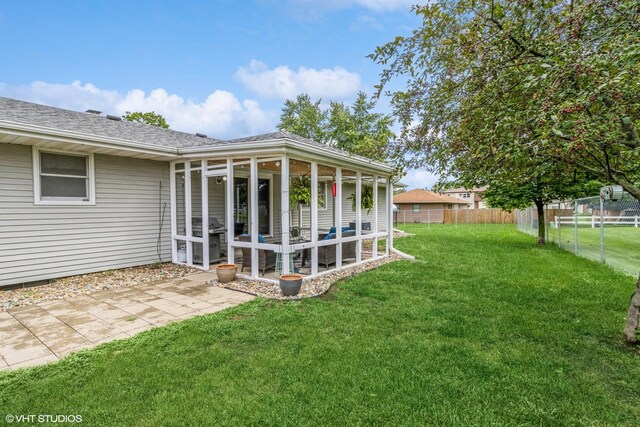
548, 225, 640, 277
2, 225, 640, 426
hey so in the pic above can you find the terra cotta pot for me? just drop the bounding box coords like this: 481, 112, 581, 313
216, 264, 237, 283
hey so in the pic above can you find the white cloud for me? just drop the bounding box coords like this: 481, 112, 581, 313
401, 169, 440, 190
288, 0, 415, 12
0, 81, 276, 139
350, 14, 384, 31
235, 60, 362, 100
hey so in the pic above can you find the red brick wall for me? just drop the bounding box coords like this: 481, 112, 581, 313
395, 203, 445, 223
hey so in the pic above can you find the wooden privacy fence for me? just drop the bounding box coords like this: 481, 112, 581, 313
443, 208, 516, 224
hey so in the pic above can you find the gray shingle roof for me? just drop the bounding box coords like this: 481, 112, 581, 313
0, 97, 224, 149
0, 97, 391, 172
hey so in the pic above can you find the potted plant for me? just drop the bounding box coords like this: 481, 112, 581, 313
289, 176, 312, 208
279, 273, 303, 296
348, 185, 374, 214
216, 264, 237, 283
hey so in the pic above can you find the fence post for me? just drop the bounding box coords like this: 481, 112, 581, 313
636, 215, 638, 228
558, 215, 562, 243
574, 200, 579, 255
599, 196, 605, 264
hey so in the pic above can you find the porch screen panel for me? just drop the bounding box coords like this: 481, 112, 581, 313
190, 163, 205, 267
359, 173, 374, 262
257, 158, 282, 242
289, 158, 312, 244
377, 177, 389, 233
175, 169, 186, 236
341, 168, 358, 267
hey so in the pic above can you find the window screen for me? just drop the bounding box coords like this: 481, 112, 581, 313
39, 151, 90, 200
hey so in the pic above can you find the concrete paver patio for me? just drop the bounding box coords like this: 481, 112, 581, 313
0, 272, 254, 371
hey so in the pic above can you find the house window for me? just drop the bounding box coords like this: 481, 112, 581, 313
318, 181, 327, 210
461, 193, 471, 198
301, 181, 328, 210
413, 204, 420, 213
33, 148, 95, 205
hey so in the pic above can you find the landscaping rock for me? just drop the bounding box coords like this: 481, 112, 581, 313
0, 263, 198, 311
211, 254, 402, 300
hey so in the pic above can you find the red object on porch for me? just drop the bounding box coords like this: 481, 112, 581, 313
332, 182, 337, 197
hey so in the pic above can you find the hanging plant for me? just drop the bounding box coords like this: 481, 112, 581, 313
289, 176, 312, 208
348, 185, 374, 214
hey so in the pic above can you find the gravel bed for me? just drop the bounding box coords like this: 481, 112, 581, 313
393, 229, 414, 238
1, 263, 199, 311
212, 254, 402, 300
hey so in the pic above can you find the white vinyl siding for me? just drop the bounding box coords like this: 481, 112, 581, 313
291, 182, 388, 233
0, 143, 171, 287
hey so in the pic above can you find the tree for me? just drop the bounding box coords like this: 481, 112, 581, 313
122, 111, 169, 128
326, 92, 395, 162
277, 92, 396, 164
278, 94, 328, 143
370, 1, 640, 342
479, 162, 599, 244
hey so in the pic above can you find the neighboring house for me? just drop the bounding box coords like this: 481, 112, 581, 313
0, 97, 394, 287
441, 187, 488, 209
393, 189, 468, 223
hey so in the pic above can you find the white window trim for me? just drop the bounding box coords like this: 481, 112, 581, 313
32, 147, 96, 206
301, 180, 328, 211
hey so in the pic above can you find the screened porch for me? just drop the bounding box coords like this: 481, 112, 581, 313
170, 152, 393, 282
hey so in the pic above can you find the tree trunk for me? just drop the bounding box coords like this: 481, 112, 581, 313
534, 198, 545, 245
625, 273, 640, 344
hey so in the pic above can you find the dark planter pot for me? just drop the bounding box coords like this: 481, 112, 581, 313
279, 274, 303, 296
216, 264, 237, 284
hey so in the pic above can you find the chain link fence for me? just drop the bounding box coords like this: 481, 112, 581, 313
517, 194, 640, 277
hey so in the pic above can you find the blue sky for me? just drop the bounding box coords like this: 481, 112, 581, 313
0, 0, 437, 188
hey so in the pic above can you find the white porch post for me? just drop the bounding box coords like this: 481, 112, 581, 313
310, 161, 318, 276
372, 174, 378, 259
335, 167, 342, 269
250, 157, 259, 277
386, 176, 393, 255
226, 159, 234, 264
281, 154, 290, 275
201, 164, 209, 271
169, 162, 177, 263
355, 171, 362, 264
184, 161, 193, 265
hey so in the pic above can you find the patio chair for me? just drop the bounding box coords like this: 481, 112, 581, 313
303, 230, 357, 269
238, 235, 276, 276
